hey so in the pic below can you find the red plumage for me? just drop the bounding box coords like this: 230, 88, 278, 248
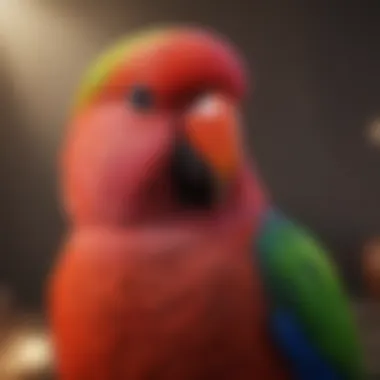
50, 218, 290, 379
49, 27, 291, 379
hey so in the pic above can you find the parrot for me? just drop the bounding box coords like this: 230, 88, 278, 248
49, 25, 365, 380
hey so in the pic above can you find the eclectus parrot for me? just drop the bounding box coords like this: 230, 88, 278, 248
49, 26, 364, 379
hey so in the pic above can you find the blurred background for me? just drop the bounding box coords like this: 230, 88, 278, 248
1, 0, 380, 378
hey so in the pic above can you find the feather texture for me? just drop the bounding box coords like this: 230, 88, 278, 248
257, 209, 364, 379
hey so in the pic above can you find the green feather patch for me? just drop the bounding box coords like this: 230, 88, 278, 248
257, 210, 364, 379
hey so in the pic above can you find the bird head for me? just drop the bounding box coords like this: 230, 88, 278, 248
61, 26, 260, 227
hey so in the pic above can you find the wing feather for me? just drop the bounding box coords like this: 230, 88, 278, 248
257, 209, 364, 379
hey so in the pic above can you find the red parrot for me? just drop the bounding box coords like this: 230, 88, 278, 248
49, 26, 363, 380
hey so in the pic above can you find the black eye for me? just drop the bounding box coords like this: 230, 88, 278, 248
129, 85, 154, 110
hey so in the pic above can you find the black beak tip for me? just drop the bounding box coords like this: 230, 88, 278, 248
170, 137, 217, 209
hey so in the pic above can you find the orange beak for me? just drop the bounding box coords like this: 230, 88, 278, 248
183, 93, 242, 183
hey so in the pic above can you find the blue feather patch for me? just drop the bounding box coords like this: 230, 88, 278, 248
271, 309, 341, 380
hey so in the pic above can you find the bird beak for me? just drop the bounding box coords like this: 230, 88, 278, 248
170, 93, 243, 208
182, 93, 242, 183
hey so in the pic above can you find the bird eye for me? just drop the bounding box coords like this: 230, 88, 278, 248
129, 85, 154, 111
